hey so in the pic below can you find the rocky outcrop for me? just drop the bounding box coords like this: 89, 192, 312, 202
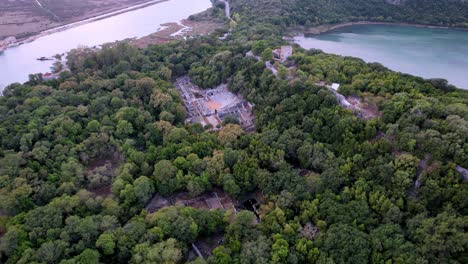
456, 165, 468, 182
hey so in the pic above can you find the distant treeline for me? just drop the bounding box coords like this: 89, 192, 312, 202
231, 0, 468, 28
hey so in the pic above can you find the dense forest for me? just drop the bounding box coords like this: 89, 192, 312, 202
0, 0, 467, 263
231, 0, 468, 28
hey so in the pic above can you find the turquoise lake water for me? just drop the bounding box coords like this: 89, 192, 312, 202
0, 0, 211, 92
295, 24, 468, 89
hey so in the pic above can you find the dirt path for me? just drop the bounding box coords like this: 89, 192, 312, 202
34, 0, 45, 9
221, 0, 232, 21
34, 0, 61, 21
408, 154, 431, 197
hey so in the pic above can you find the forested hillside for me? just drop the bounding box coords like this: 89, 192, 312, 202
0, 1, 467, 264
231, 0, 468, 28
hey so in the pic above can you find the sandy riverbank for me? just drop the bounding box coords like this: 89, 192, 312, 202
0, 0, 170, 53
296, 21, 468, 35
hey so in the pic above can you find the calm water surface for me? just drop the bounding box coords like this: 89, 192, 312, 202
0, 0, 211, 91
295, 25, 468, 89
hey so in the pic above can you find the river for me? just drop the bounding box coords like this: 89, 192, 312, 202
0, 0, 212, 92
295, 24, 468, 89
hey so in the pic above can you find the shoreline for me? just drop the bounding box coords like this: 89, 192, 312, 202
131, 18, 223, 48
0, 0, 170, 53
0, 1, 218, 92
289, 21, 468, 90
296, 21, 468, 36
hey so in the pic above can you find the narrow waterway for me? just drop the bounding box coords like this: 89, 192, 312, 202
295, 24, 468, 89
0, 0, 212, 92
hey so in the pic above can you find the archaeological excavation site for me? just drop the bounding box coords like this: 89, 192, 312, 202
174, 76, 255, 131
